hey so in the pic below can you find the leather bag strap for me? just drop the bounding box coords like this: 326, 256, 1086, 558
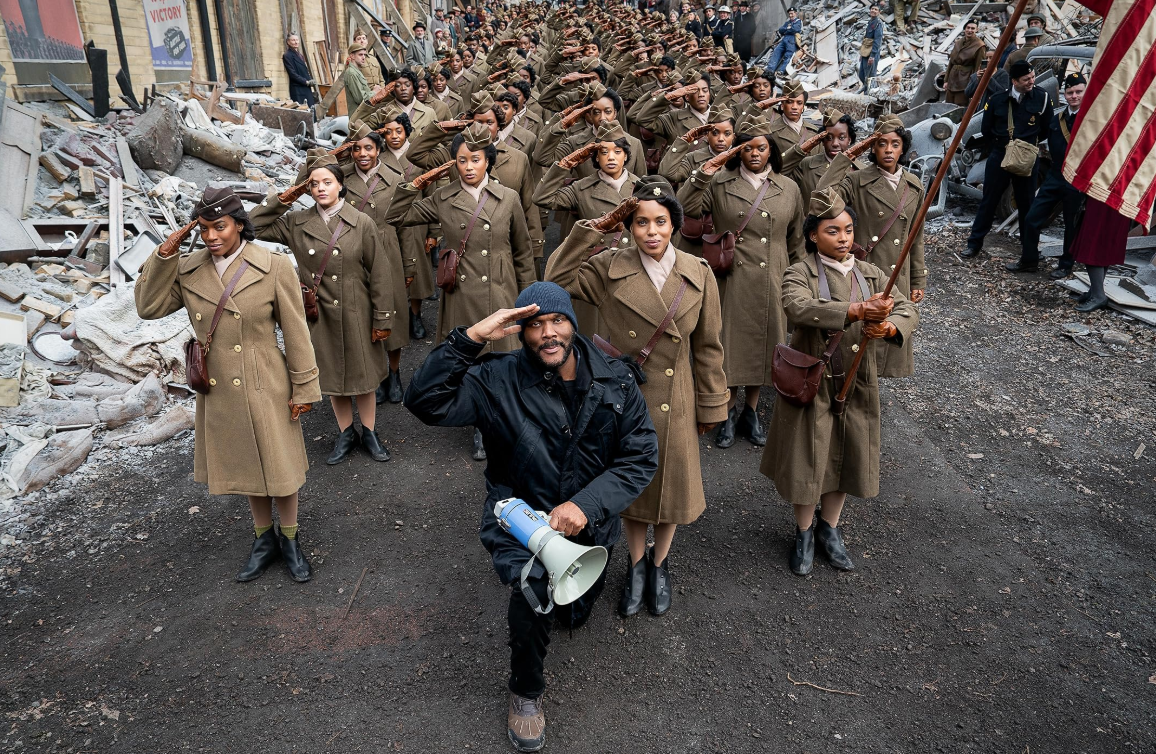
459, 191, 491, 255
1007, 100, 1016, 140
864, 180, 909, 255
206, 260, 251, 349
356, 174, 382, 212
734, 178, 773, 236
638, 277, 689, 365
311, 219, 347, 291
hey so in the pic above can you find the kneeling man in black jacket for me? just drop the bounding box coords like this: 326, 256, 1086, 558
405, 282, 658, 753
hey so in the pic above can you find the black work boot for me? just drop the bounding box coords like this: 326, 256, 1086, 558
236, 527, 281, 582
279, 529, 313, 582
360, 426, 391, 462
386, 369, 403, 403
736, 404, 767, 446
618, 554, 647, 618
507, 693, 546, 752
961, 242, 981, 258
472, 427, 487, 461
375, 379, 389, 405
1004, 258, 1039, 273
1049, 264, 1073, 280
814, 517, 855, 571
645, 549, 672, 616
326, 426, 359, 465
410, 311, 427, 340
715, 404, 739, 448
789, 523, 815, 576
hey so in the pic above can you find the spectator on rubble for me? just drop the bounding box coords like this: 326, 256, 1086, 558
858, 5, 885, 87
1026, 14, 1056, 46
1004, 27, 1046, 73
712, 6, 735, 52
766, 7, 802, 76
891, 0, 919, 35
283, 34, 316, 107
135, 188, 321, 584
344, 42, 373, 114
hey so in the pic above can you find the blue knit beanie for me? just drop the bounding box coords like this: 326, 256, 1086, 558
515, 281, 578, 338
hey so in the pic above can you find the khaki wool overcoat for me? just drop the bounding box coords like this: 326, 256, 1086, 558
343, 161, 413, 351
546, 221, 730, 525
381, 146, 436, 301
135, 242, 321, 497
817, 152, 927, 378
678, 167, 805, 386
385, 179, 535, 351
761, 256, 918, 503
780, 146, 871, 210
767, 115, 821, 161
250, 196, 396, 396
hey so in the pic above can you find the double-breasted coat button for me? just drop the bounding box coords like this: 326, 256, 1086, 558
481, 250, 488, 256
232, 378, 241, 386
483, 223, 490, 230
665, 368, 674, 376
481, 275, 488, 282
333, 299, 339, 306
759, 261, 767, 268
894, 239, 901, 246
209, 378, 217, 386
871, 235, 879, 242
878, 210, 884, 217
261, 200, 268, 207
333, 250, 339, 256
660, 403, 670, 412
760, 237, 767, 244
233, 312, 240, 319
195, 313, 202, 321
331, 275, 338, 281
738, 211, 744, 217
460, 274, 466, 281
233, 345, 242, 352
308, 248, 316, 255
460, 223, 467, 229
672, 336, 681, 344
761, 211, 768, 217
852, 343, 860, 353
628, 330, 637, 338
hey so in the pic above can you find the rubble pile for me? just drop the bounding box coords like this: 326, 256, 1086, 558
0, 84, 336, 506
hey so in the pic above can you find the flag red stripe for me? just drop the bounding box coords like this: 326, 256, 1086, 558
1078, 43, 1156, 188
1108, 102, 1156, 196
1136, 167, 1156, 226
1069, 0, 1156, 181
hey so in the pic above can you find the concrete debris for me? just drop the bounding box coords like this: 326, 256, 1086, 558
125, 100, 185, 173
104, 403, 195, 448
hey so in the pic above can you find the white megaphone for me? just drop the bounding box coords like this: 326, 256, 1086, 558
495, 497, 609, 615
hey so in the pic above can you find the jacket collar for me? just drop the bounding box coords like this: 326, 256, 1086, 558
515, 335, 611, 388
177, 241, 271, 311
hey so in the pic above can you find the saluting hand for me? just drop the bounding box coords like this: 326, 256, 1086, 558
368, 80, 399, 106
549, 501, 588, 537
278, 180, 311, 205
727, 80, 754, 93
157, 218, 199, 259
560, 71, 599, 85
412, 160, 455, 190
559, 142, 600, 170
800, 129, 827, 154
699, 144, 742, 177
438, 118, 473, 132
560, 103, 595, 129
755, 95, 786, 110
466, 303, 541, 343
682, 123, 712, 144
845, 133, 880, 161
592, 196, 639, 233
665, 83, 699, 101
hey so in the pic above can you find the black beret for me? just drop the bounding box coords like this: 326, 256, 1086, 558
1063, 72, 1087, 89
1008, 60, 1033, 79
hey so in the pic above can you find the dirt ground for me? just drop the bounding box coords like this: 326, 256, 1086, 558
2, 224, 1155, 754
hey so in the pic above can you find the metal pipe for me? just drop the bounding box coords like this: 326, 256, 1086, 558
213, 0, 234, 85
194, 0, 218, 81
106, 0, 132, 89
835, 0, 1031, 408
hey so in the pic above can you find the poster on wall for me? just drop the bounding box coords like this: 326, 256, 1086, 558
0, 0, 85, 62
143, 0, 193, 69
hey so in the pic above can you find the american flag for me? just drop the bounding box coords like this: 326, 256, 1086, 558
1062, 0, 1156, 228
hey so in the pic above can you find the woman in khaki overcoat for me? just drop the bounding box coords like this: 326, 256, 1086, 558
761, 188, 918, 576
677, 113, 806, 450
816, 115, 927, 378
250, 157, 397, 466
343, 120, 415, 404
532, 119, 641, 336
385, 122, 535, 460
135, 188, 320, 583
546, 175, 729, 619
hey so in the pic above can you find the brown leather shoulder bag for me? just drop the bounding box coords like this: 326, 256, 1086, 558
187, 260, 250, 395
702, 177, 771, 275
437, 192, 490, 293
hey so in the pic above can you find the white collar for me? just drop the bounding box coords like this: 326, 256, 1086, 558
638, 242, 677, 292
461, 174, 490, 202
317, 198, 345, 225
739, 164, 770, 189
689, 106, 709, 124
1010, 87, 1024, 102
389, 141, 410, 160
818, 253, 856, 277
498, 121, 516, 143
598, 169, 630, 192
355, 161, 380, 182
212, 240, 247, 280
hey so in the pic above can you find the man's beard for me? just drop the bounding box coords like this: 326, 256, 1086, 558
526, 336, 574, 371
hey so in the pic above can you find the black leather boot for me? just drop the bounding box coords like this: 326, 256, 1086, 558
961, 242, 981, 258
360, 426, 391, 461
410, 311, 427, 340
326, 426, 359, 465
279, 529, 313, 582
715, 404, 738, 448
789, 523, 815, 576
236, 527, 281, 582
814, 518, 855, 571
386, 369, 403, 403
645, 550, 672, 616
1004, 258, 1039, 273
1049, 264, 1073, 280
618, 554, 646, 618
736, 404, 767, 446
375, 379, 389, 404
472, 428, 487, 461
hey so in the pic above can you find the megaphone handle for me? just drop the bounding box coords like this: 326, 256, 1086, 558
519, 555, 555, 615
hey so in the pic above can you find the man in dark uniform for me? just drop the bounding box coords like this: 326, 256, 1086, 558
733, 0, 757, 61
963, 60, 1052, 258
1006, 72, 1086, 277
404, 284, 658, 753
713, 5, 735, 51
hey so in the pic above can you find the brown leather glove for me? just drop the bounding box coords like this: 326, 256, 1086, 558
560, 103, 595, 129
727, 81, 754, 93
412, 161, 454, 190
487, 68, 510, 83
699, 145, 742, 177
910, 289, 925, 303
278, 181, 311, 205
561, 45, 584, 57
665, 83, 698, 101
559, 142, 600, 170
438, 119, 473, 132
371, 328, 392, 343
755, 95, 786, 110
632, 65, 660, 77
156, 219, 199, 259
800, 129, 827, 154
682, 123, 712, 144
424, 236, 439, 252
847, 293, 895, 323
560, 71, 599, 85
405, 276, 414, 287
289, 402, 312, 421
368, 80, 399, 106
499, 38, 518, 46
845, 133, 880, 161
863, 320, 898, 340
592, 196, 638, 233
